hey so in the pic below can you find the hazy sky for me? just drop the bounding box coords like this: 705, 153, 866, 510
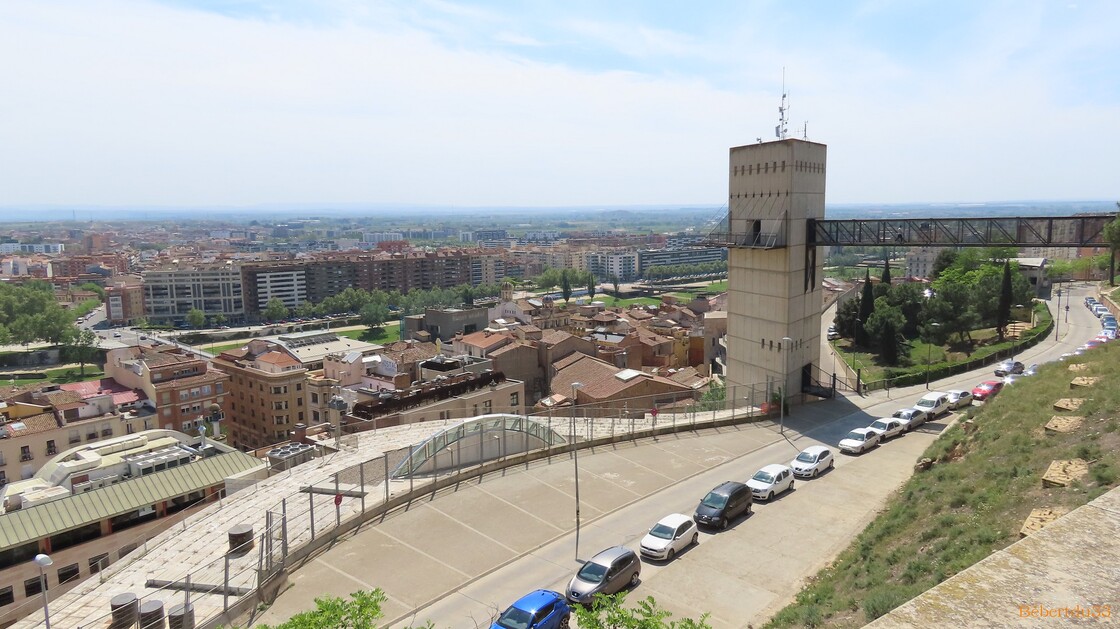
2, 0, 1117, 208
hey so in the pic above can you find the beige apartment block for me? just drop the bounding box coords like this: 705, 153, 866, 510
212, 342, 310, 450
724, 138, 826, 394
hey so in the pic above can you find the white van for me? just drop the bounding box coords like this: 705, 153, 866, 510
914, 392, 950, 417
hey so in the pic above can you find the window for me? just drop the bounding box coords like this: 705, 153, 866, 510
274, 416, 286, 425
89, 554, 109, 574
24, 576, 44, 597
312, 410, 320, 422
482, 400, 492, 413
0, 471, 7, 486
201, 385, 212, 395
311, 392, 319, 404
163, 408, 171, 417
46, 440, 57, 455
271, 386, 287, 395
297, 412, 303, 421
297, 397, 303, 406
20, 446, 32, 462
273, 401, 288, 410
0, 585, 13, 607
58, 564, 80, 584
69, 428, 80, 444
510, 393, 519, 407
179, 391, 188, 401
296, 383, 302, 391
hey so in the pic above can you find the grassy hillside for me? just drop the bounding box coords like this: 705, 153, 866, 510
767, 345, 1120, 628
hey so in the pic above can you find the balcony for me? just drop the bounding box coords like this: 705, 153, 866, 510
20, 453, 34, 462
87, 432, 98, 441
46, 447, 58, 456
101, 429, 113, 437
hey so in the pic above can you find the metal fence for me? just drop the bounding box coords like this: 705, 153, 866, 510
22, 382, 781, 629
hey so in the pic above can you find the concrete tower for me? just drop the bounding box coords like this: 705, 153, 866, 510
724, 138, 827, 401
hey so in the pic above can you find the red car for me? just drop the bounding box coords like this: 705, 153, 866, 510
972, 380, 1004, 401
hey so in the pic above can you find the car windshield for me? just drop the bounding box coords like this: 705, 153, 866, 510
892, 410, 908, 419
576, 561, 608, 583
871, 420, 888, 430
845, 430, 865, 441
701, 492, 728, 509
649, 523, 675, 539
752, 470, 775, 483
796, 451, 817, 463
915, 399, 934, 408
495, 607, 533, 629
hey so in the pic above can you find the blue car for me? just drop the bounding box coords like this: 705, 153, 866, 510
491, 589, 571, 629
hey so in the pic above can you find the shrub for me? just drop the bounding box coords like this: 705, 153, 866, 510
863, 587, 909, 621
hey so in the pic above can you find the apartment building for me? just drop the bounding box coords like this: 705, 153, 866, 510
141, 261, 245, 324
637, 246, 727, 275
586, 251, 639, 282
470, 250, 507, 286
212, 331, 383, 449
103, 346, 231, 434
105, 281, 146, 326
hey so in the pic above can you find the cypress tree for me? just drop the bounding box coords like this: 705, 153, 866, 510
881, 259, 892, 285
997, 260, 1013, 341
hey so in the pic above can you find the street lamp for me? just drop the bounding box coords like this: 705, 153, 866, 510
925, 322, 941, 390
570, 381, 584, 561
34, 553, 52, 629
1055, 287, 1062, 342
780, 337, 792, 434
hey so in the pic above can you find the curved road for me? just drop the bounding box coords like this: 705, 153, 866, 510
254, 285, 1103, 629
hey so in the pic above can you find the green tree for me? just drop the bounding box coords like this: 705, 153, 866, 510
213, 313, 227, 327
264, 298, 289, 323
186, 308, 206, 330
929, 249, 958, 280
587, 274, 597, 301
611, 275, 621, 300
575, 593, 712, 629
255, 588, 431, 629
865, 297, 906, 365
1104, 211, 1120, 285
561, 271, 573, 303
64, 328, 100, 375
880, 259, 892, 286
360, 303, 389, 331
79, 282, 108, 300
834, 297, 861, 339
996, 260, 1013, 342
856, 270, 874, 346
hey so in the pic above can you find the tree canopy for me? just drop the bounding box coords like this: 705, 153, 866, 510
0, 282, 80, 347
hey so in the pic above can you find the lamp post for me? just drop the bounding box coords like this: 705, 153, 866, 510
780, 337, 792, 434
570, 381, 584, 561
925, 322, 941, 390
34, 553, 52, 629
1055, 287, 1062, 342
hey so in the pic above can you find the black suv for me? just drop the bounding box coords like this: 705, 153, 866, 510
694, 481, 752, 530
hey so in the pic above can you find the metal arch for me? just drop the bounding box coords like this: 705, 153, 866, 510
390, 413, 567, 479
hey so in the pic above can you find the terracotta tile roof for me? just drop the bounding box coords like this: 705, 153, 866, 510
140, 349, 198, 367
552, 354, 693, 402
382, 342, 439, 364
39, 390, 84, 407
541, 330, 574, 345
489, 340, 534, 357
459, 330, 512, 352
60, 379, 147, 406
255, 351, 301, 367
152, 370, 230, 390
0, 412, 60, 437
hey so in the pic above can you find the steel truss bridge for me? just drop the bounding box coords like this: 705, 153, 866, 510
807, 214, 1116, 248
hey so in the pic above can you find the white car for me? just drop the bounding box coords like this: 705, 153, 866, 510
946, 390, 973, 409
747, 463, 795, 501
891, 408, 929, 431
914, 392, 951, 417
867, 418, 905, 441
839, 428, 881, 454
790, 445, 834, 478
639, 513, 698, 561
1022, 364, 1039, 376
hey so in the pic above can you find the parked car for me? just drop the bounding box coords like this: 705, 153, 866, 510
694, 481, 753, 530
867, 418, 905, 441
1093, 304, 1110, 318
827, 330, 841, 341
914, 392, 951, 417
1003, 374, 1023, 386
972, 380, 1004, 401
789, 445, 834, 478
891, 408, 929, 431
1022, 364, 1039, 377
1101, 329, 1118, 340
747, 464, 795, 501
946, 390, 973, 409
566, 546, 640, 605
639, 514, 698, 561
112, 332, 122, 338
1086, 296, 1098, 307
839, 427, 881, 454
491, 590, 571, 629
994, 360, 1024, 377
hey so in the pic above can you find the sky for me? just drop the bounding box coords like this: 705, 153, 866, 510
1, 0, 1117, 209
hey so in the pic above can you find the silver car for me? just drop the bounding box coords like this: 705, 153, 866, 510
566, 546, 640, 605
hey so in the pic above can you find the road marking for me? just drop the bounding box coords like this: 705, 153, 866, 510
603, 449, 677, 482
473, 484, 565, 531
421, 502, 521, 554
366, 526, 473, 579
312, 558, 412, 608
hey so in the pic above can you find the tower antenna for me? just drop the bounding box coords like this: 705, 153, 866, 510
802, 121, 809, 140
776, 69, 789, 140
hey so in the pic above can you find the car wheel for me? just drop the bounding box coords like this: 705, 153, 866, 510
812, 468, 818, 478
789, 480, 794, 491
829, 459, 835, 469
766, 492, 773, 501
667, 548, 676, 561
559, 615, 570, 629
691, 532, 699, 545
629, 571, 640, 588
720, 518, 728, 531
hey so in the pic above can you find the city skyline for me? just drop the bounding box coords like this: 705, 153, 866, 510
1, 0, 1117, 208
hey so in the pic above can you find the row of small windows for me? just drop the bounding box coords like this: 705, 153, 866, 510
730, 190, 790, 199
761, 338, 805, 351
731, 161, 824, 176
